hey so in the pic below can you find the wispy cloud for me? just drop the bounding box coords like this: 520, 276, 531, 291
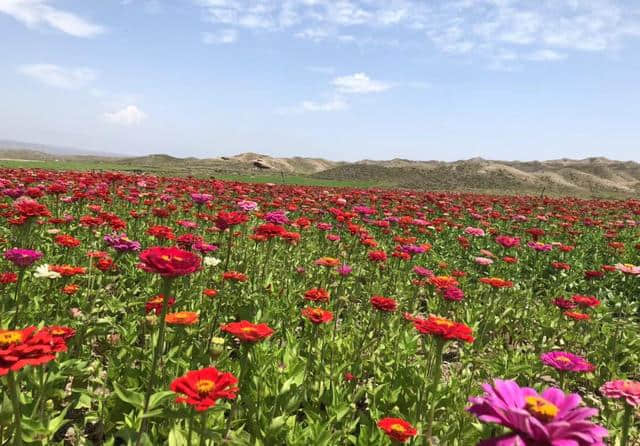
104, 105, 147, 126
0, 0, 105, 37
19, 64, 98, 89
194, 0, 640, 66
202, 29, 237, 44
332, 73, 392, 94
277, 96, 348, 114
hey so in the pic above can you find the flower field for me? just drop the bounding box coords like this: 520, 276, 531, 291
0, 168, 639, 445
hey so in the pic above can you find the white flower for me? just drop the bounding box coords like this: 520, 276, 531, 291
34, 264, 61, 279
203, 257, 221, 267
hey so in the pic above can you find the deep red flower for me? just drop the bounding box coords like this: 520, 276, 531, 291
368, 250, 387, 262
413, 315, 474, 343
253, 223, 286, 239
138, 246, 201, 277
221, 320, 274, 343
54, 234, 81, 248
377, 417, 418, 443
370, 296, 398, 312
170, 367, 238, 411
0, 272, 18, 285
215, 211, 249, 230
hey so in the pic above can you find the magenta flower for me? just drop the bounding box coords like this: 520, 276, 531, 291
443, 286, 464, 301
104, 233, 141, 252
464, 226, 485, 237
236, 200, 258, 212
337, 264, 352, 277
190, 193, 213, 205
468, 379, 607, 446
540, 352, 595, 373
600, 380, 640, 407
495, 235, 520, 248
527, 242, 553, 252
4, 248, 43, 268
265, 210, 289, 225
413, 266, 434, 277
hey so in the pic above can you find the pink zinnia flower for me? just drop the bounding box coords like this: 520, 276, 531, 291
528, 241, 553, 252
615, 263, 640, 275
464, 226, 485, 237
443, 286, 464, 301
495, 235, 520, 248
413, 266, 434, 277
600, 380, 640, 407
4, 248, 43, 268
468, 379, 607, 446
540, 351, 595, 373
475, 256, 494, 266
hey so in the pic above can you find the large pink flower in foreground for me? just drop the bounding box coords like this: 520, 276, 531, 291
467, 379, 607, 446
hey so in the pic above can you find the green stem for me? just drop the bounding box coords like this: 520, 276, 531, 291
10, 269, 25, 329
199, 412, 207, 446
426, 340, 445, 446
620, 403, 632, 446
187, 412, 194, 446
7, 372, 23, 446
137, 278, 173, 444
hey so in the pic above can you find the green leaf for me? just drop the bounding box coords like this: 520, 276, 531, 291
113, 381, 145, 410
148, 390, 175, 411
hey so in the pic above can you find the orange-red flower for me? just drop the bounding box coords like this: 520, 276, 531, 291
304, 287, 330, 302
413, 315, 474, 343
314, 257, 340, 267
479, 277, 514, 288
170, 367, 238, 411
564, 311, 590, 321
221, 320, 274, 343
145, 294, 176, 314
166, 311, 199, 325
54, 234, 81, 248
203, 288, 218, 298
49, 265, 87, 277
429, 275, 459, 289
377, 417, 418, 443
301, 307, 334, 324
222, 271, 248, 282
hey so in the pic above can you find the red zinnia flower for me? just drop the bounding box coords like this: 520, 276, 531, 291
221, 320, 274, 343
0, 326, 67, 375
54, 234, 81, 248
139, 246, 201, 277
203, 289, 218, 298
301, 307, 334, 324
215, 211, 249, 230
377, 417, 418, 443
254, 223, 286, 239
170, 367, 238, 411
429, 276, 459, 289
368, 250, 387, 262
413, 315, 474, 343
304, 287, 330, 302
0, 272, 18, 284
571, 295, 600, 308
145, 294, 176, 314
370, 296, 398, 312
564, 311, 590, 321
49, 265, 87, 277
222, 271, 248, 282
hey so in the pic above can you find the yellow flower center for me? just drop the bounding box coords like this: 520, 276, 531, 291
161, 255, 170, 261
390, 424, 406, 433
556, 355, 571, 363
195, 379, 215, 395
241, 327, 256, 334
432, 317, 454, 327
0, 330, 23, 347
525, 396, 558, 422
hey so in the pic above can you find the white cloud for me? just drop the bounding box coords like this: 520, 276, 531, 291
104, 105, 147, 126
0, 0, 105, 37
19, 64, 98, 89
527, 49, 567, 61
301, 97, 348, 112
194, 0, 640, 66
202, 29, 237, 44
332, 73, 391, 94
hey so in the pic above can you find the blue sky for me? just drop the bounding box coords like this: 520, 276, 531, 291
1, 0, 639, 161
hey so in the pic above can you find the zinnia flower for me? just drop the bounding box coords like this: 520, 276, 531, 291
170, 367, 238, 411
221, 320, 274, 343
370, 296, 398, 312
138, 247, 201, 277
301, 307, 334, 324
377, 417, 418, 443
540, 351, 595, 373
479, 277, 514, 288
166, 311, 199, 325
304, 288, 330, 302
4, 248, 43, 268
600, 380, 640, 407
0, 326, 67, 375
413, 315, 474, 343
468, 379, 607, 446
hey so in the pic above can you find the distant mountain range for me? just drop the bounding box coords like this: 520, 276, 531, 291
1, 139, 639, 198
